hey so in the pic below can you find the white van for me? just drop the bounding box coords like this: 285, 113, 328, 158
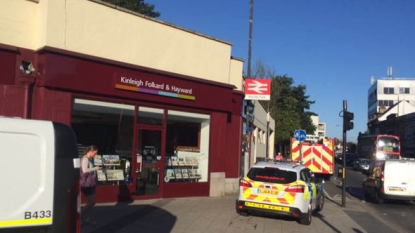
362, 159, 415, 203
0, 117, 80, 232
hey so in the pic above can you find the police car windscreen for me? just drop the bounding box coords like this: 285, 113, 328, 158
247, 168, 297, 184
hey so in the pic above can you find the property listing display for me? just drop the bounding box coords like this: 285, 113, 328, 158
94, 155, 128, 183
78, 144, 125, 182
164, 155, 201, 183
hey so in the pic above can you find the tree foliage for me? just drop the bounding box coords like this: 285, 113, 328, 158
101, 0, 160, 18
270, 76, 316, 146
252, 61, 316, 151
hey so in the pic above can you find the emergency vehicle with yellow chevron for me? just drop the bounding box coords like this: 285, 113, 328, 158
291, 137, 335, 179
236, 162, 325, 225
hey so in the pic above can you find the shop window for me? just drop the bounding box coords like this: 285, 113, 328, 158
176, 123, 200, 151
138, 106, 164, 125
72, 99, 134, 186
165, 110, 210, 183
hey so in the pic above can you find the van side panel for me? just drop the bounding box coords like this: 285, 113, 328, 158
51, 122, 80, 233
0, 118, 80, 233
384, 160, 415, 199
0, 118, 55, 229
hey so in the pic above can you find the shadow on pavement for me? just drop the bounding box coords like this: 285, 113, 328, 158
81, 201, 176, 233
324, 195, 343, 207
243, 211, 298, 224
346, 186, 364, 200
314, 211, 365, 233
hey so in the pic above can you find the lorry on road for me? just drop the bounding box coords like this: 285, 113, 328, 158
291, 137, 335, 180
0, 117, 80, 233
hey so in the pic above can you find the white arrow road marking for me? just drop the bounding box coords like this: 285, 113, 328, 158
247, 81, 268, 93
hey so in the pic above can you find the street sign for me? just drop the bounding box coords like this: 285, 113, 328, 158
294, 129, 306, 142
244, 79, 271, 100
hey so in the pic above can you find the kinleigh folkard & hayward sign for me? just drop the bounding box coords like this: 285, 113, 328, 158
115, 75, 196, 101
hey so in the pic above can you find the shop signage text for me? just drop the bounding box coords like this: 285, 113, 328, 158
115, 75, 196, 101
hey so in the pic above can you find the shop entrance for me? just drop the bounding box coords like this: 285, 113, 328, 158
135, 128, 163, 197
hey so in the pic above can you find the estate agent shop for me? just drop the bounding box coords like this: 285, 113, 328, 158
0, 45, 244, 203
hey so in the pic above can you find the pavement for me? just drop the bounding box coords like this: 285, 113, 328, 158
80, 178, 403, 233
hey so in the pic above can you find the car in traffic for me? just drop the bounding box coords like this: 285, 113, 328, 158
345, 153, 359, 167
236, 161, 325, 225
353, 158, 370, 171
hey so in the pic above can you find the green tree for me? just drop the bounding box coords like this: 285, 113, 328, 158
101, 0, 160, 18
270, 76, 316, 148
292, 84, 316, 134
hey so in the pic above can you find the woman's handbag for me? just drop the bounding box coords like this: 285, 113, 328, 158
80, 158, 97, 188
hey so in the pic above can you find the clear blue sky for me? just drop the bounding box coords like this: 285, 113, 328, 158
148, 0, 415, 142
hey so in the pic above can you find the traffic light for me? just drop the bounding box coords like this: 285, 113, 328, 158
343, 111, 354, 131
246, 100, 255, 123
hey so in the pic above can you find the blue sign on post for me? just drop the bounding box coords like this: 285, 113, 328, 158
294, 129, 306, 164
294, 129, 306, 142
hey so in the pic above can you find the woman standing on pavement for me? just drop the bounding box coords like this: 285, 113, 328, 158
80, 145, 102, 224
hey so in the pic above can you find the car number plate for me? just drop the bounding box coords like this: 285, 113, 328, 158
389, 187, 405, 192
245, 202, 289, 212
259, 189, 279, 195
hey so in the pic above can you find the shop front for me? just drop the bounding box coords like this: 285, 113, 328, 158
72, 98, 213, 201
0, 47, 243, 202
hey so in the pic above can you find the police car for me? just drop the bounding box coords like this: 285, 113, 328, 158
236, 161, 325, 225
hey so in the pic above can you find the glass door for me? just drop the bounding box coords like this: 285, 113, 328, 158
135, 129, 163, 196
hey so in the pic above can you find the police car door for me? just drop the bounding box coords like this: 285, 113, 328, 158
304, 168, 317, 208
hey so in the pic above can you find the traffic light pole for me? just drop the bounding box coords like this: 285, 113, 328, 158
342, 100, 347, 207
341, 100, 354, 207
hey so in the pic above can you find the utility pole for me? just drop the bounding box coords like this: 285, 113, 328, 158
245, 0, 254, 170
248, 0, 253, 78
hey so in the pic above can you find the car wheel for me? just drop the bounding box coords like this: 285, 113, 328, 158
299, 204, 312, 225
316, 194, 324, 212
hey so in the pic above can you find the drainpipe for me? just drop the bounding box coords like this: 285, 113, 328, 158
18, 60, 37, 119
18, 76, 36, 119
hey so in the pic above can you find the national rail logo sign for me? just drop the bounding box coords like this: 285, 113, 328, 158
244, 79, 271, 100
